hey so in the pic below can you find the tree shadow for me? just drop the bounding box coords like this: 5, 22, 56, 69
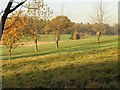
2, 37, 117, 60
61, 37, 117, 50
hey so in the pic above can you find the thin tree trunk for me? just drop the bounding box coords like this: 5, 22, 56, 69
9, 51, 11, 61
98, 35, 100, 43
8, 46, 12, 61
96, 31, 101, 43
98, 31, 101, 43
55, 35, 60, 49
35, 38, 38, 52
56, 40, 59, 49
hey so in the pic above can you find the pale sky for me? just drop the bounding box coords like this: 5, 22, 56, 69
0, 0, 119, 25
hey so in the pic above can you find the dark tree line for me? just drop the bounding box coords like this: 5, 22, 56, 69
43, 23, 118, 36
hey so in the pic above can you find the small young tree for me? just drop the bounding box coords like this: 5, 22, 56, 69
2, 12, 26, 60
91, 0, 110, 43
26, 0, 52, 52
44, 16, 73, 49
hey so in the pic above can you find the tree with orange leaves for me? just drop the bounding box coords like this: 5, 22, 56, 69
2, 11, 27, 60
26, 0, 53, 52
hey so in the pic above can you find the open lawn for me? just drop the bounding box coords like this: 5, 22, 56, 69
2, 35, 118, 60
21, 34, 71, 42
2, 35, 119, 88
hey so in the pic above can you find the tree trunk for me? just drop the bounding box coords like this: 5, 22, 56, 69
0, 14, 7, 41
55, 35, 60, 49
98, 35, 100, 43
96, 31, 101, 43
56, 40, 59, 49
0, 20, 2, 41
35, 38, 38, 52
8, 46, 12, 61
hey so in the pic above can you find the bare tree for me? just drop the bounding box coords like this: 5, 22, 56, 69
91, 0, 109, 43
26, 0, 52, 52
0, 0, 27, 41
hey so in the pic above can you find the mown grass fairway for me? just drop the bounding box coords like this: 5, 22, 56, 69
2, 35, 119, 88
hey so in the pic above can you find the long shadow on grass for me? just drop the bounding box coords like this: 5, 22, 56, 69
61, 37, 117, 50
3, 47, 117, 70
62, 43, 117, 53
2, 50, 58, 60
2, 58, 119, 88
2, 38, 117, 60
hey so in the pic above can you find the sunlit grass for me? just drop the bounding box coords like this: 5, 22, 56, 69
2, 35, 119, 88
2, 35, 118, 60
2, 47, 118, 88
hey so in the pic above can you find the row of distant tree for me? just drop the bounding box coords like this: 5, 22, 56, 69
44, 23, 118, 35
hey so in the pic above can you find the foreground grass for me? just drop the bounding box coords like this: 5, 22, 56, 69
2, 35, 119, 88
2, 47, 118, 88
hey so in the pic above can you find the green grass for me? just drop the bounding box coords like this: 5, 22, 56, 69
2, 35, 119, 88
2, 35, 118, 60
22, 34, 71, 42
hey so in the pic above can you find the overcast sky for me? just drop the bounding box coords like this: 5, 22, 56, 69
0, 0, 119, 25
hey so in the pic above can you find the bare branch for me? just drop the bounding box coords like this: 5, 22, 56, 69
9, 0, 27, 14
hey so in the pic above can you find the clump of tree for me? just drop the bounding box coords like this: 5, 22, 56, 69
70, 31, 80, 40
2, 11, 27, 60
54, 22, 117, 36
44, 16, 73, 49
104, 24, 118, 35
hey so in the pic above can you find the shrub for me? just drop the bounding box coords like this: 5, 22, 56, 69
70, 31, 80, 40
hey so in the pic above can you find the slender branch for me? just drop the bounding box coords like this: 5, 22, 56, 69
9, 0, 27, 14
13, 1, 38, 9
11, 43, 20, 54
0, 10, 4, 15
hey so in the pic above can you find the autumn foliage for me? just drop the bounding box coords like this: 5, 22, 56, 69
2, 13, 27, 60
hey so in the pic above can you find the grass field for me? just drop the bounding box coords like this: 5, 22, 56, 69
22, 34, 71, 42
2, 35, 119, 88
